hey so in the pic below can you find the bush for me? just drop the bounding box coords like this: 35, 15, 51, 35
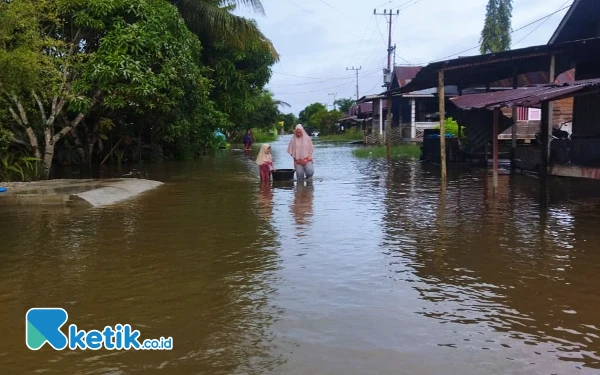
252, 128, 277, 143
434, 117, 460, 136
0, 154, 41, 182
352, 145, 421, 159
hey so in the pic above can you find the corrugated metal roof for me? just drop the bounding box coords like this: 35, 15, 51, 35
450, 79, 600, 110
392, 66, 423, 89
490, 69, 575, 87
393, 37, 600, 94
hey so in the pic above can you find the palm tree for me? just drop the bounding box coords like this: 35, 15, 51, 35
172, 0, 279, 60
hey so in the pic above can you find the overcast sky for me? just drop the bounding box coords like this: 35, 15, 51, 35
237, 0, 573, 115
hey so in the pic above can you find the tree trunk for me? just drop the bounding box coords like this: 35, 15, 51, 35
42, 128, 54, 179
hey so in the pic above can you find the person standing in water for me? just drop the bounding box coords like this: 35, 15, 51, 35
243, 130, 253, 151
287, 124, 314, 180
256, 143, 274, 181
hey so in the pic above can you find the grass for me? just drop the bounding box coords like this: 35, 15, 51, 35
318, 131, 363, 142
251, 128, 278, 144
352, 144, 421, 159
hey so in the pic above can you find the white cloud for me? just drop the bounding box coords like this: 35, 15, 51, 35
237, 0, 572, 115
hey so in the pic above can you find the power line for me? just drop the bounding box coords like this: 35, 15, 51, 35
426, 2, 575, 64
270, 68, 380, 88
275, 69, 381, 95
375, 17, 388, 47
512, 0, 572, 47
350, 15, 374, 62
328, 92, 338, 109
393, 0, 426, 11
346, 66, 362, 100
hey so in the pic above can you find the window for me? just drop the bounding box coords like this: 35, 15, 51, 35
528, 108, 541, 121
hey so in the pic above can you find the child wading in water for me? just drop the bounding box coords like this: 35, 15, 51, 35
256, 144, 274, 181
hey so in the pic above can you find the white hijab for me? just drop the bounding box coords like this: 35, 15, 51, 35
256, 144, 273, 167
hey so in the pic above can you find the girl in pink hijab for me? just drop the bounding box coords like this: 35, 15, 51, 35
287, 124, 314, 179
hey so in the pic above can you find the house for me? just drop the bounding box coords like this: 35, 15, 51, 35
547, 0, 600, 178
391, 0, 600, 183
357, 66, 458, 144
338, 102, 373, 132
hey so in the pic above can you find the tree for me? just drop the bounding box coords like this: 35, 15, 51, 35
172, 0, 279, 61
480, 0, 513, 54
334, 98, 355, 113
279, 112, 298, 132
243, 90, 280, 130
0, 0, 214, 177
298, 102, 327, 126
309, 109, 342, 135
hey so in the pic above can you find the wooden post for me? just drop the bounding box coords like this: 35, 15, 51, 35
410, 99, 416, 140
493, 107, 499, 193
546, 54, 556, 166
540, 100, 550, 204
511, 71, 518, 170
379, 98, 384, 142
438, 69, 446, 183
457, 87, 463, 138
540, 54, 555, 205
386, 93, 392, 162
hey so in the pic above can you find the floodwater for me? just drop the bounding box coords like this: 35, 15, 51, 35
2, 135, 600, 374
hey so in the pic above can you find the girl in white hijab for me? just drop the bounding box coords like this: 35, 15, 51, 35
287, 124, 315, 180
256, 143, 274, 181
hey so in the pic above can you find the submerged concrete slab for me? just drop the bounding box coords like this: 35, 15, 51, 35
0, 178, 163, 207
551, 164, 600, 180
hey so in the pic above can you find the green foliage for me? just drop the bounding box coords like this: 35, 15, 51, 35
298, 102, 327, 126
319, 128, 363, 142
0, 154, 40, 182
0, 128, 12, 155
309, 109, 342, 135
480, 0, 513, 54
0, 0, 281, 172
334, 98, 355, 113
352, 145, 421, 159
434, 117, 460, 136
250, 128, 277, 143
279, 112, 298, 132
240, 90, 280, 130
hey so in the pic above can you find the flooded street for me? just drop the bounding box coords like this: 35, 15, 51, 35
3, 135, 600, 374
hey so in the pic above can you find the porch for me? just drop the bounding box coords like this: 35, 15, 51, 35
364, 121, 438, 145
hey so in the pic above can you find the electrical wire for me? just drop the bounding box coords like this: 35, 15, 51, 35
426, 2, 575, 64
270, 68, 381, 89
512, 0, 572, 47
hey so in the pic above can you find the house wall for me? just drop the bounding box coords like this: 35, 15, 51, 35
553, 97, 574, 128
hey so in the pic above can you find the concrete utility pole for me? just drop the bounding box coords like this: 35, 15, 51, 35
346, 67, 362, 101
374, 8, 399, 162
328, 92, 338, 110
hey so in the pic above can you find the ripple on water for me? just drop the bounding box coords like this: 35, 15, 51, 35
2, 136, 600, 373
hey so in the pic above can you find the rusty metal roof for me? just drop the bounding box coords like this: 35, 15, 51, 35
393, 37, 600, 94
450, 79, 600, 110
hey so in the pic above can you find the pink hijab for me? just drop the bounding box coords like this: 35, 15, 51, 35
287, 124, 314, 160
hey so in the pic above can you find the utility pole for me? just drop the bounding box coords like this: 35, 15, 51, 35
374, 8, 399, 162
346, 66, 362, 101
328, 92, 338, 110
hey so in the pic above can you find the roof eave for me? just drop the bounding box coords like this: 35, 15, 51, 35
549, 0, 581, 44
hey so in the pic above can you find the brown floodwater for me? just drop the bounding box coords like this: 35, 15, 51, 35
2, 135, 600, 374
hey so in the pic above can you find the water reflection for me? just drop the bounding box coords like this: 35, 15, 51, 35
382, 161, 600, 370
258, 181, 274, 221
4, 139, 600, 373
290, 181, 314, 231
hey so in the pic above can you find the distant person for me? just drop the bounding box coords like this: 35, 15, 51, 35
287, 124, 314, 180
243, 130, 253, 150
256, 143, 274, 181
